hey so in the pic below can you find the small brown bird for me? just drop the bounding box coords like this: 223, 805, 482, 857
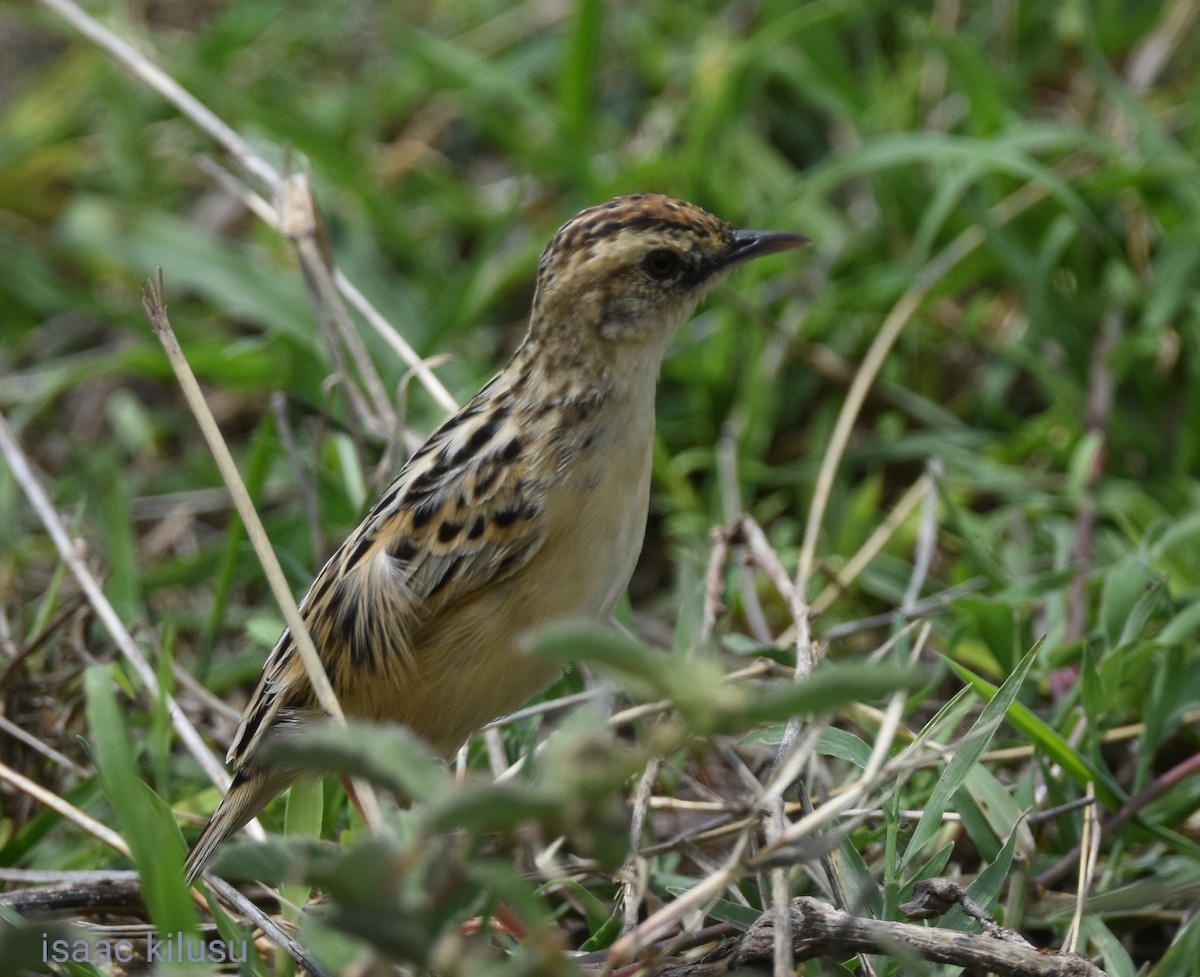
183, 194, 806, 881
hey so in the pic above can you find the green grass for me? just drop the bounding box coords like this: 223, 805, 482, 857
2, 0, 1200, 974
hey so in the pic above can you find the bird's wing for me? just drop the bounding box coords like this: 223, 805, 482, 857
226, 396, 546, 767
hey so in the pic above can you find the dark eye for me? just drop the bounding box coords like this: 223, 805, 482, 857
642, 249, 682, 280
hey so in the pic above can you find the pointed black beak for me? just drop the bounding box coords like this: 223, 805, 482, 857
722, 229, 811, 269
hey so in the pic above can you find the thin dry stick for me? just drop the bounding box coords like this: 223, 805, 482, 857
763, 761, 802, 977
34, 0, 278, 192
194, 155, 278, 225
699, 526, 732, 644
0, 760, 263, 932
280, 173, 396, 436
737, 516, 809, 666
204, 875, 333, 977
1037, 749, 1200, 888
610, 690, 926, 968
1124, 0, 1199, 94
141, 273, 383, 834
0, 611, 17, 660
483, 727, 509, 778
822, 579, 982, 640
0, 759, 129, 857
757, 726, 825, 811
1063, 780, 1099, 955
794, 162, 1092, 600
335, 269, 459, 415
736, 514, 840, 976
798, 278, 934, 599
270, 393, 324, 561
0, 411, 230, 793
902, 458, 942, 612
0, 714, 87, 778
608, 833, 752, 965
749, 897, 1109, 977
621, 757, 661, 936
759, 624, 928, 857
36, 0, 457, 416
810, 471, 931, 618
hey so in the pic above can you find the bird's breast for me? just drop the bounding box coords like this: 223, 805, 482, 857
538, 399, 654, 618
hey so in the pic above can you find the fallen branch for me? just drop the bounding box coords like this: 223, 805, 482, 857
649, 896, 1108, 977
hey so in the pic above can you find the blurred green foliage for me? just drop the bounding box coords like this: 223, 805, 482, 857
2, 0, 1200, 973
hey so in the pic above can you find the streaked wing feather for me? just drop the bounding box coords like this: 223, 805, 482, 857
226, 396, 543, 767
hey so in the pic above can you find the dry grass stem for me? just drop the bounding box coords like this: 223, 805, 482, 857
0, 713, 87, 778
140, 272, 384, 834
621, 757, 661, 935
281, 173, 397, 439
795, 154, 1097, 605
34, 0, 279, 192
0, 759, 129, 857
271, 392, 325, 559
903, 458, 943, 611
810, 471, 932, 619
0, 410, 230, 791
608, 836, 749, 964
1064, 780, 1099, 954
35, 0, 457, 416
333, 268, 460, 413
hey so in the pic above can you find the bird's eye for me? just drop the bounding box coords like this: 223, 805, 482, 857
642, 249, 682, 280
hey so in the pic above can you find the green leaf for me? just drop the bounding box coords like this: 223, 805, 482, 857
421, 782, 560, 836
1149, 910, 1200, 977
963, 763, 1026, 849
942, 825, 1020, 931
903, 641, 1040, 864
84, 667, 197, 937
1159, 598, 1200, 646
551, 879, 619, 949
1099, 557, 1152, 650
261, 720, 450, 802
817, 727, 874, 768
1080, 916, 1138, 977
948, 658, 1122, 807
281, 776, 324, 941
532, 623, 930, 736
955, 597, 1018, 672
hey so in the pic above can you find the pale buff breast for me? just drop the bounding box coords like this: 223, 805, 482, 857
376, 410, 656, 758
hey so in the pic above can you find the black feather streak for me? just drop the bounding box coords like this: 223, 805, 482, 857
428, 555, 464, 597
389, 537, 418, 562
473, 465, 499, 499
458, 405, 509, 461
406, 466, 443, 502
310, 573, 334, 609
372, 482, 401, 516
497, 543, 535, 575
346, 534, 375, 571
411, 502, 439, 529
494, 508, 521, 529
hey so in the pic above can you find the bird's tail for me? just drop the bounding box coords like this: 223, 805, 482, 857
184, 766, 294, 883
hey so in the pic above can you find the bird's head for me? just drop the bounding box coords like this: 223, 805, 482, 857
530, 194, 808, 350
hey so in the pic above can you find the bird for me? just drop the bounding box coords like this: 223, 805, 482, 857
182, 193, 807, 881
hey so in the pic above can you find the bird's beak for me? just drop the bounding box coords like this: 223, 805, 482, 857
722, 229, 811, 268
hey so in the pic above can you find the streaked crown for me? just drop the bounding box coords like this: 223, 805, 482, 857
530, 194, 806, 345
